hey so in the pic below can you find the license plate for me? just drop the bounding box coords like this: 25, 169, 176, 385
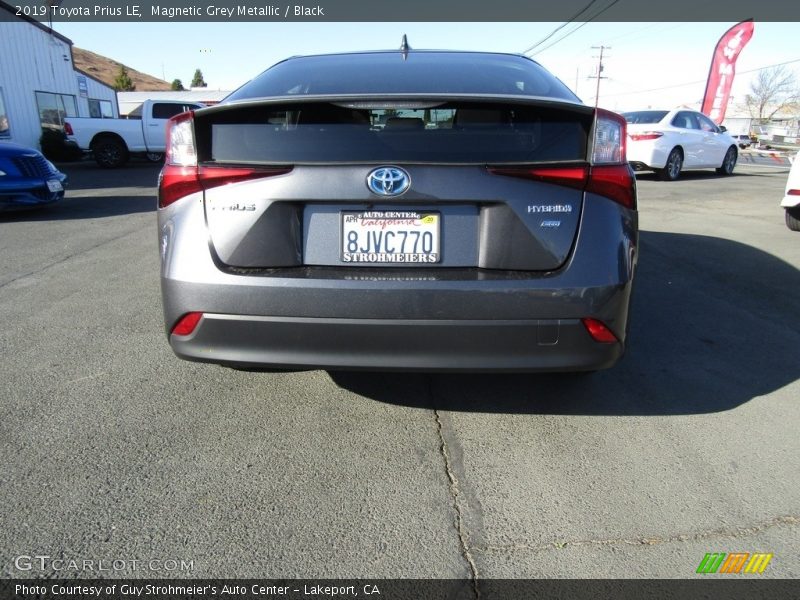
341, 211, 440, 264
46, 180, 63, 192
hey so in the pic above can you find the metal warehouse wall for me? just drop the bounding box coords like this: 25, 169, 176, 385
0, 17, 116, 149
82, 74, 120, 118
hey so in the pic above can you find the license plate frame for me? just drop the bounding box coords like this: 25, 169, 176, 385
341, 210, 441, 264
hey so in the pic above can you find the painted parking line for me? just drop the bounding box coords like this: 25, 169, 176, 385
736, 162, 791, 170
738, 153, 792, 167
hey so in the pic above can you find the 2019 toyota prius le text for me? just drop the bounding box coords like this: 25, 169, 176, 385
157, 48, 638, 372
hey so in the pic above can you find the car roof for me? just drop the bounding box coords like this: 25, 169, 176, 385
280, 48, 537, 61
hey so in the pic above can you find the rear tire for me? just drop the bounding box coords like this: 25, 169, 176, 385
658, 148, 683, 181
786, 207, 800, 232
716, 146, 737, 175
92, 137, 129, 168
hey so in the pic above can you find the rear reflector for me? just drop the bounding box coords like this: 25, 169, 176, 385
581, 318, 619, 343
629, 132, 664, 141
172, 312, 203, 336
788, 189, 800, 196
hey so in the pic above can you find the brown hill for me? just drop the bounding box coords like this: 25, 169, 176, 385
72, 46, 172, 91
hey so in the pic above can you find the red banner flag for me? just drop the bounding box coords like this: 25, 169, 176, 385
701, 21, 755, 123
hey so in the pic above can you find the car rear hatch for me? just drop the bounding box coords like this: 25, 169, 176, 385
160, 97, 633, 271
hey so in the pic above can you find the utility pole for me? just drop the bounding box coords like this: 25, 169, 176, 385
589, 45, 610, 108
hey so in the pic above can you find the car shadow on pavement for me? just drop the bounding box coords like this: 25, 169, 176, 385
330, 230, 800, 415
54, 159, 163, 191
0, 193, 156, 222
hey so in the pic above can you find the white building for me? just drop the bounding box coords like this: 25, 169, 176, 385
117, 90, 231, 116
0, 1, 118, 150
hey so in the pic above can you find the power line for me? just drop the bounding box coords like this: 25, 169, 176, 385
528, 0, 623, 57
519, 0, 601, 55
607, 22, 689, 48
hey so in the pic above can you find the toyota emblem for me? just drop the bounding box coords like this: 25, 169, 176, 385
366, 167, 411, 197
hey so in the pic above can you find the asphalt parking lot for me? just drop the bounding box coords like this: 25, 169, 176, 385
0, 159, 798, 582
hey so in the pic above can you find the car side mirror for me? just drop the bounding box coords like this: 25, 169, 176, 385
718, 125, 727, 133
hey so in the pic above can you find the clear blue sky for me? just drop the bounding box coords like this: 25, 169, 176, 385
54, 21, 800, 113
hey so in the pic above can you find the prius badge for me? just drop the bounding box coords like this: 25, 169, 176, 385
367, 167, 410, 197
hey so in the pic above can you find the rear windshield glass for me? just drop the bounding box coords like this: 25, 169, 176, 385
226, 53, 580, 102
622, 111, 668, 124
196, 102, 591, 164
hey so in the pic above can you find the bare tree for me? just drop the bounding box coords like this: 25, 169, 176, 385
743, 65, 799, 123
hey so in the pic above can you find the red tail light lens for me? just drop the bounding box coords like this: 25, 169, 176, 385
487, 166, 588, 190
64, 122, 74, 136
158, 111, 293, 208
788, 189, 800, 196
629, 132, 663, 141
487, 163, 635, 209
587, 164, 636, 209
158, 164, 293, 208
581, 318, 619, 343
172, 312, 203, 336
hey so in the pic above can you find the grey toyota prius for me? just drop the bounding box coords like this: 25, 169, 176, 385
158, 48, 638, 372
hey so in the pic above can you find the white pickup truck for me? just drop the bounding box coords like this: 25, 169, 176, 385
65, 99, 204, 168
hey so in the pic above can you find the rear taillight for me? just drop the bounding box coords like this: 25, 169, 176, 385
166, 111, 197, 167
172, 312, 203, 336
488, 109, 635, 209
487, 166, 588, 190
581, 318, 619, 343
589, 109, 635, 208
788, 189, 800, 196
158, 111, 293, 208
592, 108, 626, 164
159, 164, 293, 208
629, 132, 663, 141
64, 122, 74, 136
586, 165, 636, 209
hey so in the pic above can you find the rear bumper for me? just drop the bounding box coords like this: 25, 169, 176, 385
781, 195, 800, 209
159, 191, 637, 372
627, 142, 668, 170
171, 315, 622, 372
0, 175, 67, 210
